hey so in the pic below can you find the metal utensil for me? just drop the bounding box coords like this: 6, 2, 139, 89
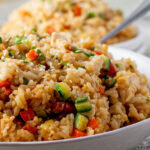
100, 0, 150, 43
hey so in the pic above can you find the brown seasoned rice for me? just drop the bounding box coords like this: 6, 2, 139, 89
0, 32, 149, 141
0, 0, 136, 45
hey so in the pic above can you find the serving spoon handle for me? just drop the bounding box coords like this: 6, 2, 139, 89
100, 0, 150, 43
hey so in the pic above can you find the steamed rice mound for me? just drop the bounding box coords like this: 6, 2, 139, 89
0, 0, 136, 45
0, 32, 149, 141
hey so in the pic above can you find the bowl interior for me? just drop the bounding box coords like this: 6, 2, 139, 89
0, 47, 150, 146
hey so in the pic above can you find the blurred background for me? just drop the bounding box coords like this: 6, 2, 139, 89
0, 0, 150, 56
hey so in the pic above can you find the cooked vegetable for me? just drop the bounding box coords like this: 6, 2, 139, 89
129, 65, 134, 69
23, 77, 29, 85
99, 87, 105, 95
74, 113, 88, 131
75, 101, 92, 113
75, 96, 88, 103
20, 109, 35, 122
46, 26, 55, 35
108, 79, 117, 88
147, 99, 150, 103
101, 55, 111, 72
73, 5, 82, 16
36, 49, 41, 54
32, 28, 37, 32
98, 13, 105, 19
55, 82, 71, 101
66, 50, 70, 53
27, 49, 38, 60
0, 37, 2, 43
62, 60, 67, 66
40, 53, 45, 61
87, 12, 95, 18
108, 63, 117, 76
4, 88, 12, 96
74, 50, 95, 57
14, 35, 24, 44
104, 74, 110, 79
71, 2, 77, 6
115, 63, 122, 70
90, 47, 95, 51
88, 118, 99, 129
8, 50, 15, 57
72, 128, 86, 138
77, 66, 86, 69
23, 124, 37, 134
92, 50, 103, 55
0, 80, 10, 88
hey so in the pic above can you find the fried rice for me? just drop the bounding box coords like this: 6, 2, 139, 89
0, 32, 149, 142
0, 0, 136, 45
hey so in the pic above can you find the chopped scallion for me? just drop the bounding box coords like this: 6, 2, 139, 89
62, 60, 67, 66
14, 35, 24, 44
0, 37, 2, 43
98, 13, 105, 19
40, 53, 45, 61
8, 50, 15, 57
147, 99, 150, 103
23, 77, 29, 85
32, 28, 37, 32
78, 66, 86, 69
87, 12, 95, 18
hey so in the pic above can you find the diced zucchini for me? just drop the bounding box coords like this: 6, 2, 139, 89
75, 96, 88, 103
74, 113, 88, 131
55, 82, 71, 101
108, 79, 117, 88
101, 55, 111, 72
75, 101, 92, 113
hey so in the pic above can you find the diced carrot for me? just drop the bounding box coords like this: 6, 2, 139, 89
20, 109, 35, 122
27, 49, 38, 60
46, 26, 56, 35
66, 50, 70, 53
4, 88, 12, 95
0, 44, 5, 51
92, 50, 103, 55
88, 118, 99, 129
23, 124, 37, 134
99, 87, 104, 95
72, 128, 86, 138
73, 5, 82, 16
0, 81, 10, 88
21, 11, 31, 17
108, 63, 117, 76
64, 25, 71, 30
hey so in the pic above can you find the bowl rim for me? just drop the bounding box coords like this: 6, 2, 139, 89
1, 118, 150, 146
1, 47, 150, 146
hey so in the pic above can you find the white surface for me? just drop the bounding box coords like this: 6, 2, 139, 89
0, 47, 150, 150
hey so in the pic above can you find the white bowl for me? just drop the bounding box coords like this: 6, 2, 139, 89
0, 47, 150, 150
112, 26, 147, 53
